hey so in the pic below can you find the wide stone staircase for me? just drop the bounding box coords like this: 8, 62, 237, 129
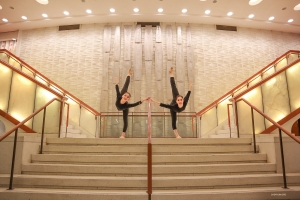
1, 138, 300, 200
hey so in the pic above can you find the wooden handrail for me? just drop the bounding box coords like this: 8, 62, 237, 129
235, 98, 300, 144
0, 109, 35, 133
0, 98, 66, 142
0, 60, 64, 99
147, 99, 152, 197
261, 107, 300, 134
233, 58, 300, 100
195, 50, 300, 117
0, 49, 101, 117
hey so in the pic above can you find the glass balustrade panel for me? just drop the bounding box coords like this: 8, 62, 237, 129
238, 86, 265, 135
275, 58, 287, 71
8, 57, 21, 70
286, 62, 300, 112
261, 71, 290, 128
8, 72, 36, 128
217, 97, 232, 128
79, 107, 97, 138
0, 52, 9, 63
200, 107, 217, 137
287, 53, 299, 64
0, 64, 13, 111
33, 85, 61, 134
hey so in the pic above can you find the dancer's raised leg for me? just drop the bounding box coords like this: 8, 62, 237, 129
169, 67, 179, 100
120, 68, 133, 95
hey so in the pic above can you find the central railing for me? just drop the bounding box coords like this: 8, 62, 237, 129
147, 100, 152, 199
99, 112, 197, 138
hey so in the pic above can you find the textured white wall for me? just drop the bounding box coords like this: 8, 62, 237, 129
17, 23, 300, 113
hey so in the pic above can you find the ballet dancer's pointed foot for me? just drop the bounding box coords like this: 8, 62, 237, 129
128, 68, 133, 76
120, 132, 126, 138
176, 135, 182, 139
169, 67, 174, 75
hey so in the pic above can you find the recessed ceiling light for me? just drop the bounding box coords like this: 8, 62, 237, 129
269, 16, 274, 20
199, 0, 207, 1
249, 0, 262, 6
227, 12, 233, 16
22, 16, 27, 20
0, 5, 2, 10
205, 10, 210, 14
42, 13, 48, 17
182, 9, 187, 13
294, 3, 300, 11
36, 0, 49, 5
12, 38, 17, 41
158, 8, 163, 12
133, 8, 139, 12
63, 11, 69, 15
110, 8, 115, 13
2, 18, 8, 22
86, 9, 92, 14
248, 14, 254, 18
288, 19, 293, 23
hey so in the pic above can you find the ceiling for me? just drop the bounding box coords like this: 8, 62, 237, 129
0, 0, 300, 34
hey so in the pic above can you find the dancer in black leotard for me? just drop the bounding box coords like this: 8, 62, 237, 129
114, 68, 149, 138
151, 67, 192, 138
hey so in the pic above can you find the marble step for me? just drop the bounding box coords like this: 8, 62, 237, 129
0, 173, 299, 190
1, 186, 300, 200
45, 138, 252, 146
21, 163, 276, 176
41, 144, 257, 155
31, 153, 267, 165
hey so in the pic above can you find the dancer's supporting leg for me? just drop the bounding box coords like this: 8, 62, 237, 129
170, 110, 181, 138
120, 109, 129, 138
120, 68, 132, 95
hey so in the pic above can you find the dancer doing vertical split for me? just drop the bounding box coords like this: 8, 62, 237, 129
114, 68, 149, 138
150, 67, 192, 138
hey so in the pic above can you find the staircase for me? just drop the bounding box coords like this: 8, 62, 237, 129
1, 138, 300, 200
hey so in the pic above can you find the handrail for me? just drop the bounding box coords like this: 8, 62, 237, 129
0, 109, 35, 133
227, 104, 233, 137
0, 98, 66, 142
195, 50, 300, 117
235, 98, 300, 144
147, 99, 152, 199
233, 98, 299, 189
233, 58, 300, 100
0, 98, 67, 190
0, 49, 101, 117
0, 60, 64, 99
261, 107, 300, 134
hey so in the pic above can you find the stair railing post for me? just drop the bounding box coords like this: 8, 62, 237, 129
39, 108, 47, 154
8, 129, 18, 190
233, 100, 240, 138
251, 108, 257, 153
278, 128, 288, 189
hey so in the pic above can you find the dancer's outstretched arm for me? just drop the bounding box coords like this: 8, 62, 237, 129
141, 97, 151, 103
150, 98, 160, 105
125, 96, 150, 108
189, 81, 193, 91
151, 98, 173, 109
